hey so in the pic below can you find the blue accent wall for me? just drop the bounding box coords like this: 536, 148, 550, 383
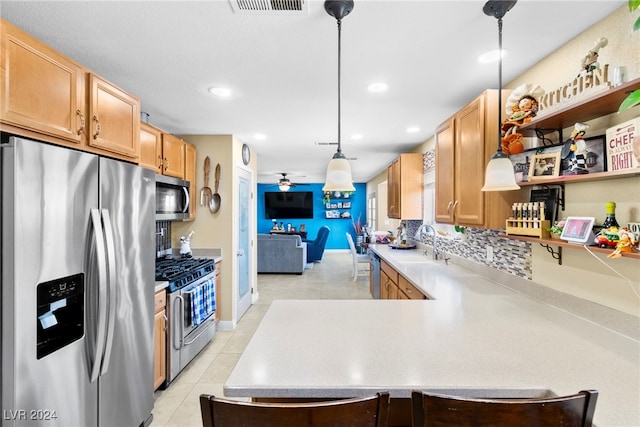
257, 183, 367, 250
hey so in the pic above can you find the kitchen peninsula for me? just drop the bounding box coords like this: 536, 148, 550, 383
224, 245, 639, 426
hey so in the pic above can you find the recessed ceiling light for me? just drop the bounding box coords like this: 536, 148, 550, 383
477, 48, 508, 64
254, 133, 266, 140
351, 134, 363, 140
406, 127, 420, 133
367, 82, 388, 93
208, 87, 231, 97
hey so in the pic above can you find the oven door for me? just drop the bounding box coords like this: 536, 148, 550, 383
168, 273, 216, 383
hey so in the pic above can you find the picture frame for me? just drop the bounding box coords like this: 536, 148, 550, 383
560, 134, 607, 175
560, 216, 596, 245
528, 152, 561, 180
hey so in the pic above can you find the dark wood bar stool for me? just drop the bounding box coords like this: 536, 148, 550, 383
411, 390, 598, 427
200, 392, 390, 427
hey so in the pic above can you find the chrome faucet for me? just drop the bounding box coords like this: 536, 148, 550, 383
419, 224, 438, 260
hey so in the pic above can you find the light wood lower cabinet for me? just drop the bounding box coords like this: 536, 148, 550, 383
380, 259, 427, 300
153, 289, 167, 391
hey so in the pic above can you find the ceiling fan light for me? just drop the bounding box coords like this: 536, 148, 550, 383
322, 156, 355, 192
481, 152, 520, 191
278, 183, 291, 192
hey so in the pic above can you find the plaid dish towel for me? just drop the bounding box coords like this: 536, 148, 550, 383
191, 285, 205, 327
204, 278, 216, 316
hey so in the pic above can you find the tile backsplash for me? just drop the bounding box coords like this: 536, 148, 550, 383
156, 221, 171, 258
408, 219, 531, 279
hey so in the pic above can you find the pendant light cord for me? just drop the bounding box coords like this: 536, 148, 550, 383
337, 18, 342, 154
496, 16, 503, 155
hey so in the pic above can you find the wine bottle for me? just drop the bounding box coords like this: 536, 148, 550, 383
601, 201, 620, 229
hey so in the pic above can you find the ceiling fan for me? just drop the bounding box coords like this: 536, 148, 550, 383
275, 173, 308, 192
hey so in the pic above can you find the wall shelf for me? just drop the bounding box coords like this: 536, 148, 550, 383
519, 77, 640, 132
500, 234, 640, 265
516, 168, 640, 187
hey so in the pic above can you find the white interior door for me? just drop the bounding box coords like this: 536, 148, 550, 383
236, 166, 252, 321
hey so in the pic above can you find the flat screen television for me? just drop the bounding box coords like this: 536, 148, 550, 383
264, 191, 314, 219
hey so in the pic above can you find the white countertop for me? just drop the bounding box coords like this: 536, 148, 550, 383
224, 245, 639, 426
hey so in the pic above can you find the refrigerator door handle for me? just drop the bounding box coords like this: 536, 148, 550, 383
89, 208, 109, 383
99, 209, 117, 376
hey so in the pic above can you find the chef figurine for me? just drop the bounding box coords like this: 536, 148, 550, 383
180, 231, 194, 258
561, 123, 590, 175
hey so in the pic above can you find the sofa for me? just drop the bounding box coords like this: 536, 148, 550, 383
257, 234, 307, 274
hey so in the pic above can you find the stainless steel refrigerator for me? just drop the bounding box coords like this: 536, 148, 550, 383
1, 135, 155, 427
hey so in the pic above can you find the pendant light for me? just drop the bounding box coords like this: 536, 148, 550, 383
481, 0, 520, 192
322, 0, 356, 192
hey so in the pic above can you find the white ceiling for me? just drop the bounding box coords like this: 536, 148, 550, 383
0, 0, 624, 185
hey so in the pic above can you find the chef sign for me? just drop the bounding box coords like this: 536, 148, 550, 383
605, 117, 640, 172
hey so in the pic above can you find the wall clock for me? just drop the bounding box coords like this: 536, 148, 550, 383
242, 144, 251, 165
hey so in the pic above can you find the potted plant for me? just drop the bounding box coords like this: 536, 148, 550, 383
618, 0, 640, 112
547, 220, 566, 239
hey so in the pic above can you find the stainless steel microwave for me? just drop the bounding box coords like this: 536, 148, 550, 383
156, 174, 190, 220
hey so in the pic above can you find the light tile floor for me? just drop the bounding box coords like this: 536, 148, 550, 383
150, 251, 371, 427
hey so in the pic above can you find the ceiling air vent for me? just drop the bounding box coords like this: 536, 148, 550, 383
230, 0, 308, 14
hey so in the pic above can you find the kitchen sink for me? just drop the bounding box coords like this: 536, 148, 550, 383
420, 388, 557, 399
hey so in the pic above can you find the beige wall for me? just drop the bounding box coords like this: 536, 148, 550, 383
367, 5, 640, 316
172, 135, 258, 326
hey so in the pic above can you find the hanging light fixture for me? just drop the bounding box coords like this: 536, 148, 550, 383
481, 0, 520, 192
322, 0, 356, 192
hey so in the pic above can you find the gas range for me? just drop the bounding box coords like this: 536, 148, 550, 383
155, 257, 216, 292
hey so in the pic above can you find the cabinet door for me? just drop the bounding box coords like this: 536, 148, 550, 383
387, 158, 400, 219
398, 153, 424, 220
139, 122, 162, 172
435, 118, 455, 223
380, 270, 389, 299
454, 96, 485, 226
1, 20, 85, 144
161, 133, 185, 178
88, 73, 140, 159
185, 142, 197, 220
153, 310, 166, 390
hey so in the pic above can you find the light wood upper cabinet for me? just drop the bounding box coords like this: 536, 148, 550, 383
1, 19, 85, 145
184, 142, 196, 221
1, 19, 141, 162
435, 90, 523, 229
139, 122, 162, 172
88, 73, 140, 159
387, 153, 423, 220
435, 118, 455, 223
161, 133, 185, 178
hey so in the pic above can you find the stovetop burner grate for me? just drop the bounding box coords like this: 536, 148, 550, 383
155, 257, 216, 292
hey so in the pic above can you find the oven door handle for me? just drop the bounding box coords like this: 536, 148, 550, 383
173, 294, 185, 350
183, 316, 216, 346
